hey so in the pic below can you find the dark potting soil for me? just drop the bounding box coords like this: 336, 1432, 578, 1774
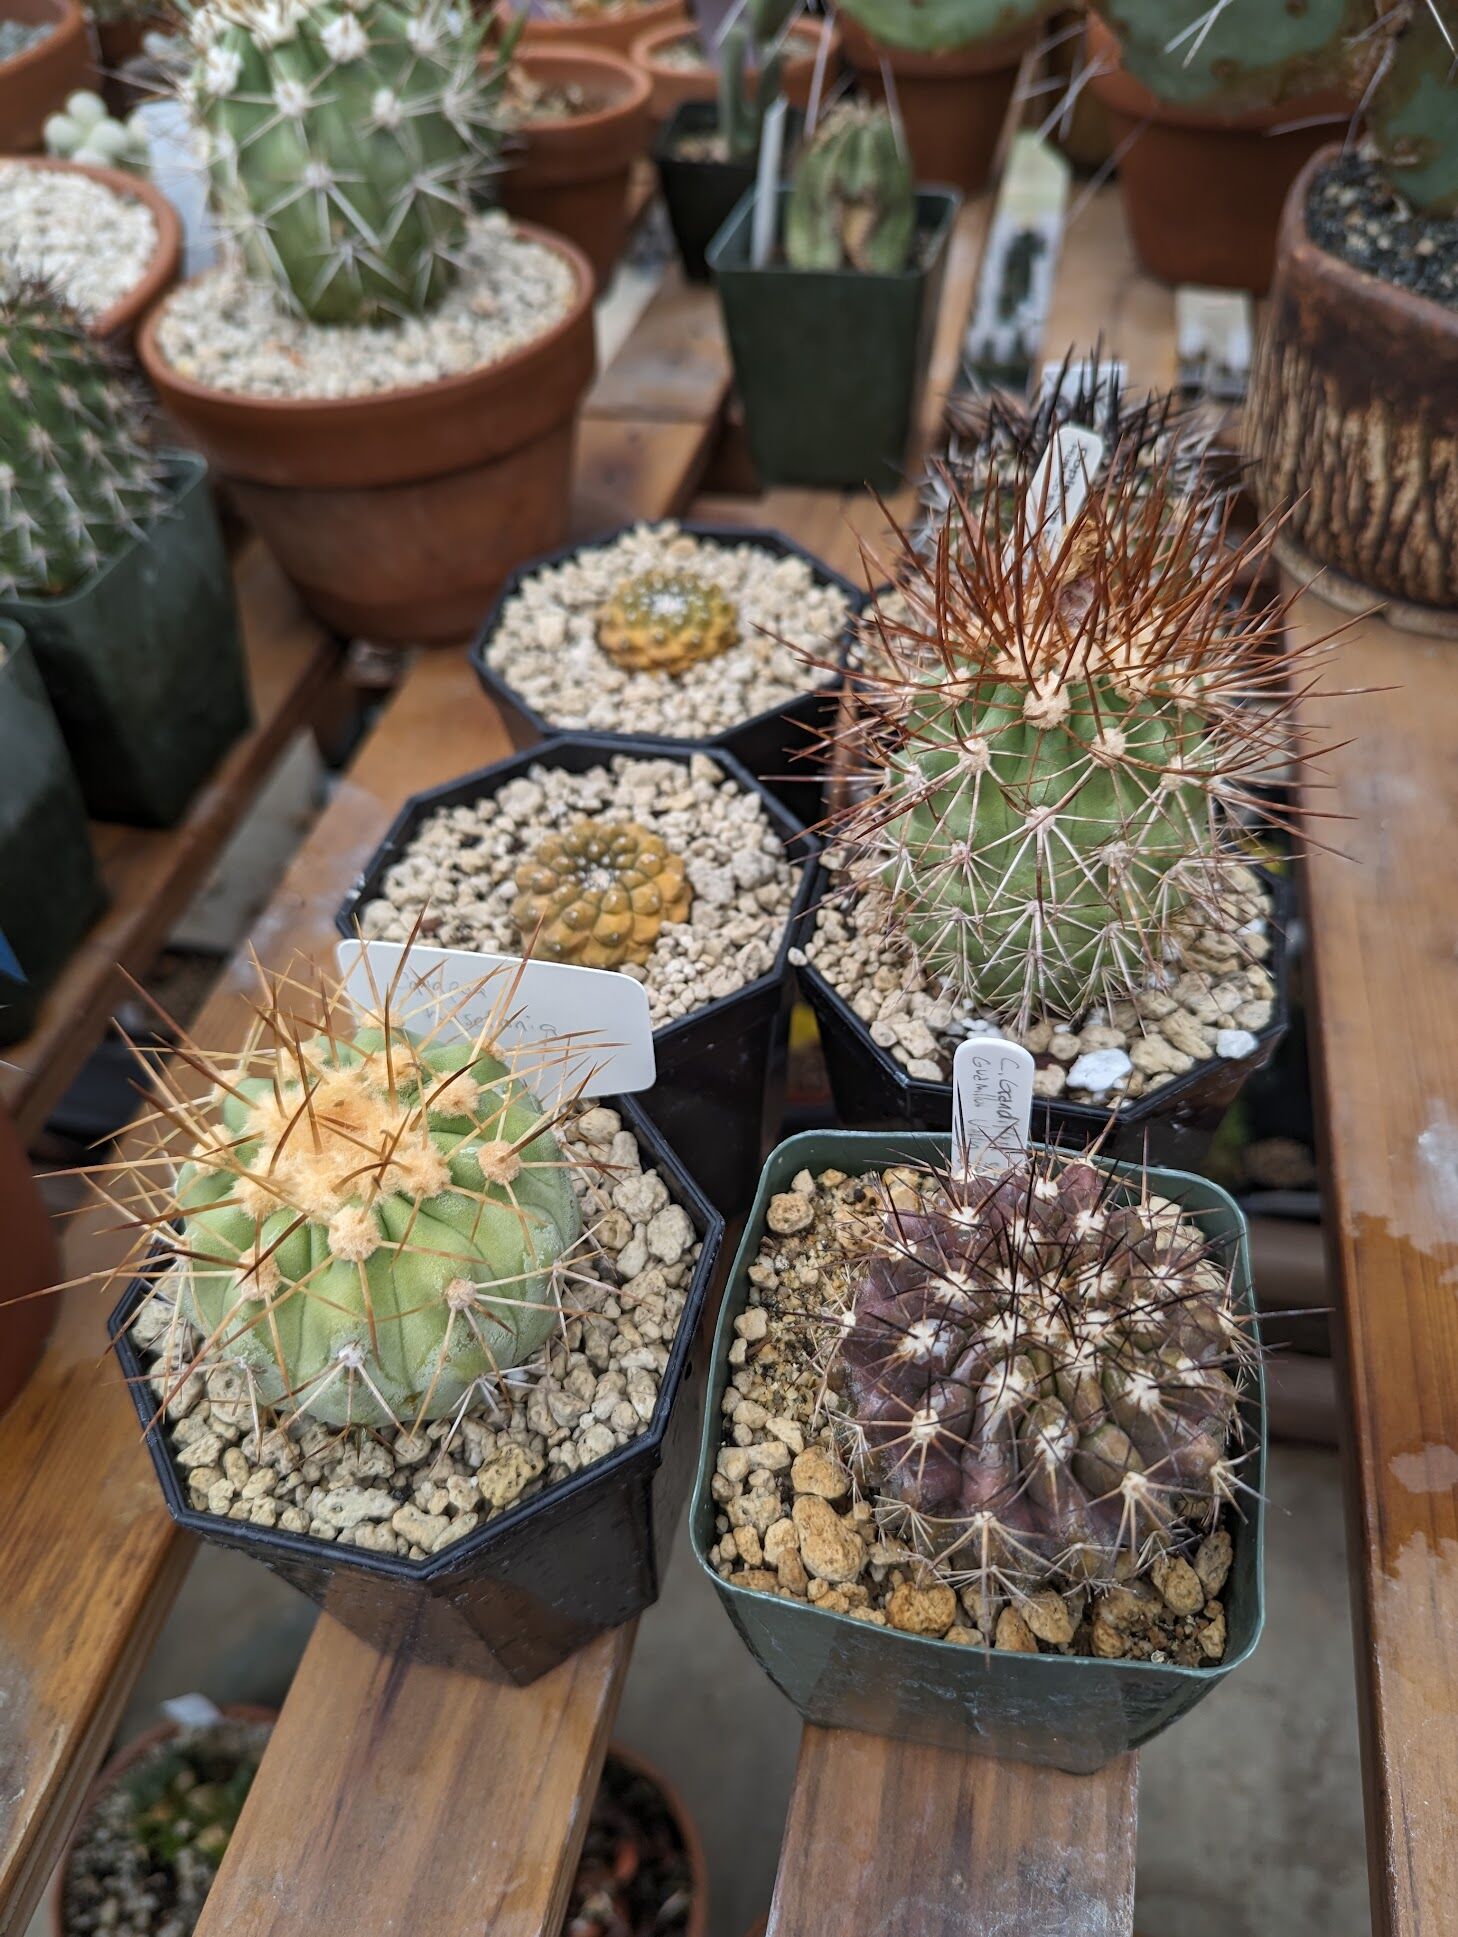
561, 1753, 696, 1936
1306, 151, 1458, 309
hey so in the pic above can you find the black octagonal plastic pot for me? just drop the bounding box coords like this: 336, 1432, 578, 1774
795, 862, 1293, 1172
337, 734, 819, 1216
112, 1092, 724, 1686
468, 521, 866, 824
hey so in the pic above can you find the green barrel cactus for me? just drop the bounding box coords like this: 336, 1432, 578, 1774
785, 105, 916, 273
833, 0, 1054, 56
1088, 0, 1367, 111
1366, 0, 1458, 217
0, 286, 164, 599
183, 0, 515, 326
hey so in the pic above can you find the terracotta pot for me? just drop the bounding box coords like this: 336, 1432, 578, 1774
94, 13, 161, 112
3, 156, 180, 345
517, 0, 684, 57
136, 227, 597, 644
0, 1103, 58, 1421
1085, 17, 1353, 293
1250, 144, 1458, 633
0, 0, 95, 151
49, 1706, 277, 1937
595, 1743, 709, 1937
498, 46, 650, 288
631, 17, 837, 126
839, 15, 1032, 194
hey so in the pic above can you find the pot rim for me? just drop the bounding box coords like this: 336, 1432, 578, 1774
517, 0, 683, 36
600, 1741, 711, 1937
1083, 16, 1354, 133
837, 11, 1035, 75
0, 0, 85, 77
504, 41, 652, 129
2, 153, 182, 340
630, 13, 833, 74
707, 181, 962, 285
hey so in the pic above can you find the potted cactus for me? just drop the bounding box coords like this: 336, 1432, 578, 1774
632, 5, 831, 126
1081, 0, 1361, 291
137, 0, 597, 645
1250, 0, 1458, 629
0, 288, 249, 828
0, 0, 96, 150
709, 103, 961, 489
691, 1130, 1265, 1772
836, 0, 1054, 194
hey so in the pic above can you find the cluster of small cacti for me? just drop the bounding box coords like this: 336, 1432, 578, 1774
512, 818, 693, 967
181, 0, 515, 325
124, 1740, 257, 1869
43, 89, 151, 171
830, 1151, 1251, 1597
0, 285, 164, 598
596, 569, 740, 674
120, 966, 583, 1432
833, 0, 1055, 54
785, 103, 915, 273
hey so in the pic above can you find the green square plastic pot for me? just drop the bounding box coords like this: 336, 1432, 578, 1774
690, 1129, 1266, 1775
708, 187, 961, 492
0, 621, 106, 1046
0, 451, 251, 829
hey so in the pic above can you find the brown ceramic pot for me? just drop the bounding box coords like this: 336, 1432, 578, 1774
1250, 145, 1458, 633
94, 12, 162, 112
499, 46, 650, 288
5, 156, 180, 345
631, 16, 837, 126
1085, 17, 1353, 293
839, 15, 1031, 194
0, 1103, 57, 1422
517, 0, 684, 57
594, 1743, 710, 1937
136, 226, 597, 644
0, 0, 96, 151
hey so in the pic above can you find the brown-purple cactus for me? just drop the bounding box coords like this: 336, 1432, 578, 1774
833, 1152, 1252, 1595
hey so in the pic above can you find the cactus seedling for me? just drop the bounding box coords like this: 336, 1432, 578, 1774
0, 284, 164, 598
784, 104, 916, 273
833, 0, 1055, 55
512, 818, 694, 967
596, 568, 740, 674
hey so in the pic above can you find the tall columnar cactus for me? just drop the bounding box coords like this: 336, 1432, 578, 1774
183, 0, 514, 326
1365, 0, 1458, 216
1088, 0, 1367, 110
701, 0, 798, 164
112, 966, 584, 1431
785, 104, 916, 273
831, 1151, 1251, 1594
833, 0, 1055, 55
0, 286, 164, 598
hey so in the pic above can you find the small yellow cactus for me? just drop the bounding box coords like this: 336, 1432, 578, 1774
595, 570, 740, 676
511, 819, 693, 969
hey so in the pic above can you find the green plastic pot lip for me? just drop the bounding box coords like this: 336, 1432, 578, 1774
689, 1125, 1267, 1685
0, 448, 207, 617
707, 184, 963, 284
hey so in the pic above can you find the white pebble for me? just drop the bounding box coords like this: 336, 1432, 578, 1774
1215, 1028, 1260, 1059
1066, 1048, 1133, 1092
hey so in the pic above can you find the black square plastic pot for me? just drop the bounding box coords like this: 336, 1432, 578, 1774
0, 621, 106, 1046
796, 862, 1294, 1173
690, 1129, 1266, 1774
0, 452, 251, 829
337, 734, 819, 1216
112, 1093, 724, 1684
708, 186, 961, 492
469, 520, 864, 824
654, 101, 802, 283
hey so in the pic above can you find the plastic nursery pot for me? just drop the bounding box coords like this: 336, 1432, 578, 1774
631, 17, 836, 127
1, 156, 181, 345
498, 48, 652, 291
838, 16, 1033, 195
1250, 145, 1458, 632
468, 520, 867, 822
690, 1129, 1267, 1774
135, 224, 597, 646
652, 98, 802, 284
708, 186, 961, 493
336, 734, 819, 1217
0, 0, 95, 152
1084, 17, 1353, 295
0, 621, 106, 1047
590, 1743, 711, 1937
0, 1100, 60, 1420
795, 862, 1294, 1175
516, 0, 685, 58
0, 453, 250, 829
113, 1096, 724, 1685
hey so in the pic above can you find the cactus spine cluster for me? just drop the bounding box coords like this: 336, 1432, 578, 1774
1087, 0, 1366, 110
0, 286, 164, 598
1365, 0, 1458, 217
785, 104, 915, 273
183, 0, 514, 325
834, 0, 1054, 55
831, 1151, 1252, 1596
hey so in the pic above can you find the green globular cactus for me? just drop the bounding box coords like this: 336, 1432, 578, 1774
715, 0, 796, 164
0, 286, 164, 599
833, 0, 1053, 55
1088, 0, 1367, 111
1366, 0, 1458, 217
832, 1151, 1251, 1596
784, 104, 916, 273
184, 0, 514, 326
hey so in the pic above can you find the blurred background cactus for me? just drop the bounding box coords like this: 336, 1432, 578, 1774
1086, 0, 1368, 109
1364, 0, 1458, 216
43, 88, 151, 169
0, 285, 164, 598
832, 0, 1055, 54
785, 103, 915, 272
708, 0, 797, 164
181, 0, 516, 325
596, 567, 740, 673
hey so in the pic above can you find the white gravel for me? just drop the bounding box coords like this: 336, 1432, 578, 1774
482, 521, 855, 740
154, 210, 577, 400
0, 160, 159, 321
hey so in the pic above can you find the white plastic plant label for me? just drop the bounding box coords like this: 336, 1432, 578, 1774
1027, 423, 1107, 551
335, 940, 655, 1110
162, 1693, 225, 1729
951, 1036, 1035, 1177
